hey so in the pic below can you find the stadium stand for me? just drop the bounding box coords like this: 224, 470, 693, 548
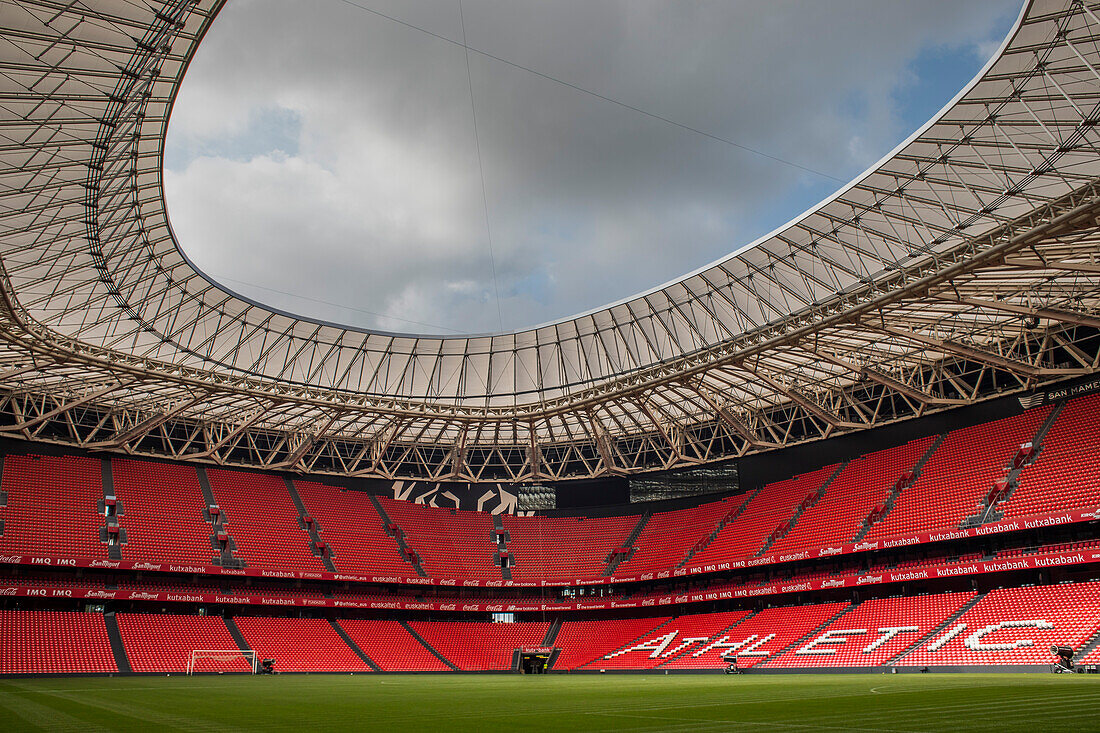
0, 455, 106, 559
293, 481, 412, 575
763, 592, 976, 668
206, 469, 325, 573
898, 581, 1100, 667
660, 602, 850, 669
1076, 627, 1100, 665
1, 395, 1096, 583
378, 498, 501, 580
1, 397, 1099, 678
864, 408, 1051, 540
688, 465, 839, 566
336, 620, 450, 671
767, 438, 934, 554
117, 613, 252, 673
3, 579, 1100, 673
612, 497, 734, 576
551, 617, 671, 670
5, 0, 1100, 689
0, 609, 117, 674
234, 617, 370, 672
1004, 394, 1100, 518
408, 621, 549, 670
111, 459, 215, 565
597, 610, 752, 669
502, 513, 639, 583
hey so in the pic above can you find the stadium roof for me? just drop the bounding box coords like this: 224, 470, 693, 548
1, 0, 1099, 482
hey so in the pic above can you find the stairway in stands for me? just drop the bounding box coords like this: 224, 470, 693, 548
492, 514, 512, 580
851, 435, 945, 544
603, 512, 650, 576
542, 618, 562, 647
399, 620, 458, 670
196, 467, 244, 568
1072, 625, 1100, 663
968, 402, 1064, 526
98, 458, 125, 559
0, 455, 6, 523
329, 620, 381, 671
757, 603, 857, 668
756, 463, 846, 557
884, 591, 986, 667
285, 478, 336, 572
656, 611, 758, 668
579, 618, 674, 670
370, 495, 427, 577
222, 617, 254, 660
678, 488, 762, 569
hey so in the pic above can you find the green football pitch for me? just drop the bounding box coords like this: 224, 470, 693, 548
1, 673, 1097, 732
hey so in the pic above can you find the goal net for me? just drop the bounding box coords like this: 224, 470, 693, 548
187, 649, 257, 675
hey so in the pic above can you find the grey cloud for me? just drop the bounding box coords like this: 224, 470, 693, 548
165, 0, 1019, 334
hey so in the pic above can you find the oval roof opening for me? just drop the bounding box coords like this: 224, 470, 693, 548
165, 0, 1018, 336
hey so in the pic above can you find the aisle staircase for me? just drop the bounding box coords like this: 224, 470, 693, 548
99, 458, 126, 560
603, 512, 650, 576
285, 478, 336, 572
963, 403, 1063, 527
370, 495, 428, 577
399, 620, 458, 670
758, 603, 857, 667
757, 463, 847, 557
852, 435, 945, 543
885, 592, 986, 667
678, 487, 763, 569
196, 467, 244, 568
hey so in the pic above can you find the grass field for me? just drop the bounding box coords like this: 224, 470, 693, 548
1, 673, 1098, 732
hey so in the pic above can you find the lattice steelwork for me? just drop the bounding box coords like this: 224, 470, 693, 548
1, 0, 1099, 482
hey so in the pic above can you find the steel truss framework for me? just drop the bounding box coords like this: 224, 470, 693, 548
1, 0, 1100, 482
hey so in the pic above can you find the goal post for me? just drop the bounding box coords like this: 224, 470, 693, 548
187, 649, 257, 675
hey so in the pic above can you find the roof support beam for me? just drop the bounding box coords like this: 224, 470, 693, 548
1002, 257, 1100, 274
735, 361, 860, 430
85, 391, 210, 449
525, 424, 542, 480
272, 411, 345, 471
808, 350, 966, 407
875, 324, 1042, 378
449, 426, 468, 479
933, 294, 1100, 330
589, 413, 619, 475
0, 381, 127, 433
633, 396, 684, 464
191, 407, 269, 460
678, 378, 773, 448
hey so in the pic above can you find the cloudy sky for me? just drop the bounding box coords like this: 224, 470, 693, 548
164, 0, 1021, 335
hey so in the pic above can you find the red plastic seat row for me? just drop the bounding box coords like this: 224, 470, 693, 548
763, 592, 975, 668
898, 581, 1100, 666
769, 437, 934, 554
408, 621, 549, 670
659, 601, 850, 669
235, 616, 370, 672
294, 481, 414, 575
0, 455, 107, 559
112, 459, 215, 565
379, 497, 502, 580
0, 609, 117, 674
117, 612, 252, 672
866, 407, 1051, 540
1005, 394, 1100, 518
206, 469, 324, 573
